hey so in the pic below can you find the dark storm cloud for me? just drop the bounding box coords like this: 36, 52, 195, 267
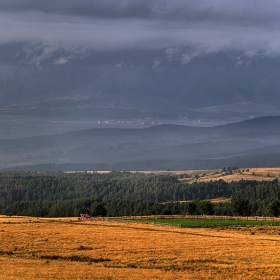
0, 0, 153, 18
1, 0, 280, 64
1, 0, 280, 24
155, 1, 280, 25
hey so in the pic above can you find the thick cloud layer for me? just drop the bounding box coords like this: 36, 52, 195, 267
1, 0, 280, 59
1, 0, 280, 24
1, 1, 280, 138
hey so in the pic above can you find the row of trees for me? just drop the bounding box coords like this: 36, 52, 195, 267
3, 196, 280, 217
185, 198, 280, 217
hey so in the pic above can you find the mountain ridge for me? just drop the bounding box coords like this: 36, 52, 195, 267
1, 115, 280, 171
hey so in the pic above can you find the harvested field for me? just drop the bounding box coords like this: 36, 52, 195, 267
1, 215, 280, 279
101, 167, 280, 183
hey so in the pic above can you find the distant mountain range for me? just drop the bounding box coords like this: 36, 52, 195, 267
2, 115, 280, 171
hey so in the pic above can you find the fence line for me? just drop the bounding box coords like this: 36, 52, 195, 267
78, 215, 280, 222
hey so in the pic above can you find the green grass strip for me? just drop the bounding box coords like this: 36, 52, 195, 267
137, 218, 280, 228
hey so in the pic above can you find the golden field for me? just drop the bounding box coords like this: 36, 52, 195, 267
195, 167, 280, 183
1, 215, 280, 279
107, 167, 280, 183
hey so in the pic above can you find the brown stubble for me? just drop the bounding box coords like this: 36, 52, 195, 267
101, 167, 280, 183
1, 216, 280, 279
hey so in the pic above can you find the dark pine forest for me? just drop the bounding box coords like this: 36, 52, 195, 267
0, 171, 280, 217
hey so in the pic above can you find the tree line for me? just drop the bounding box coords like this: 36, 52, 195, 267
0, 171, 280, 217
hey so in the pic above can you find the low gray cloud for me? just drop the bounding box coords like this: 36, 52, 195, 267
0, 0, 153, 18
1, 0, 280, 65
1, 0, 280, 24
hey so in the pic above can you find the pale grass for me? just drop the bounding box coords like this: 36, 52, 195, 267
178, 167, 280, 183
1, 215, 280, 279
90, 167, 280, 183
209, 197, 231, 203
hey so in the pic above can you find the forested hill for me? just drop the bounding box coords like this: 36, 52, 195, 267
2, 115, 280, 171
1, 171, 280, 217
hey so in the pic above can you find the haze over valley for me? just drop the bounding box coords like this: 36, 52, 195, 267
1, 115, 280, 171
1, 1, 280, 170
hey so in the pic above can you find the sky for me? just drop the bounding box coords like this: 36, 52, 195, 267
3, 0, 280, 170
1, 0, 280, 138
1, 0, 280, 65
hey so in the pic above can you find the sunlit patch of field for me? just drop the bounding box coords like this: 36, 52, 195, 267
112, 167, 280, 183
209, 197, 231, 203
1, 215, 280, 279
84, 167, 280, 185
206, 167, 280, 183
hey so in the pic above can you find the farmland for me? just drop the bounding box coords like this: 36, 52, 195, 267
1, 215, 280, 279
127, 167, 280, 183
138, 217, 280, 228
1, 169, 280, 217
1, 168, 280, 279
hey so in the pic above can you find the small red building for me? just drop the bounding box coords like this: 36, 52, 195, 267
79, 214, 92, 220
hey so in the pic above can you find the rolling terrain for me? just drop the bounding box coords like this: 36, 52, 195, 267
2, 115, 280, 171
1, 215, 280, 279
130, 167, 280, 184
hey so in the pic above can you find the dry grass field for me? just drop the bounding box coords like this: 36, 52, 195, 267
1, 215, 280, 279
106, 167, 280, 183
198, 167, 280, 183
